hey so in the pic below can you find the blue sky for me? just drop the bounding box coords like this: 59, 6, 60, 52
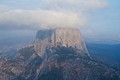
0, 0, 120, 43
83, 0, 120, 43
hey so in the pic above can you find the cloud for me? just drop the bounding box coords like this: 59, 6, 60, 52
0, 4, 12, 12
0, 9, 86, 29
86, 30, 95, 36
0, 0, 108, 30
41, 0, 107, 11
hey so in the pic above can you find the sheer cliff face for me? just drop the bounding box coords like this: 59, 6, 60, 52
34, 28, 89, 57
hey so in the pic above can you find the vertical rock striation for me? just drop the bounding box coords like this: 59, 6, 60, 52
34, 28, 90, 58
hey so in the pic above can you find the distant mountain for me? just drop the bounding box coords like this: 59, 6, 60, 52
0, 28, 120, 80
0, 45, 120, 80
87, 43, 120, 70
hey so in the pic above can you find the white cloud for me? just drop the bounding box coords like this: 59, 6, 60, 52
0, 0, 108, 30
0, 4, 12, 12
41, 0, 107, 11
0, 9, 86, 29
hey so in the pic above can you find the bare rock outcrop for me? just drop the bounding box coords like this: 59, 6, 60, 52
34, 28, 90, 58
0, 28, 120, 80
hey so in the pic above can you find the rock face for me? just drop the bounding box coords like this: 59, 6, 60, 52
34, 28, 90, 58
0, 28, 120, 80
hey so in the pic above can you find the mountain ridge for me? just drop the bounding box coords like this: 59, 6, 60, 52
0, 28, 120, 80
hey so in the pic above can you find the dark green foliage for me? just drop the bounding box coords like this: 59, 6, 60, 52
55, 46, 75, 55
18, 46, 35, 58
39, 67, 63, 80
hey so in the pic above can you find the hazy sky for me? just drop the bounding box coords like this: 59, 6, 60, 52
0, 0, 120, 43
